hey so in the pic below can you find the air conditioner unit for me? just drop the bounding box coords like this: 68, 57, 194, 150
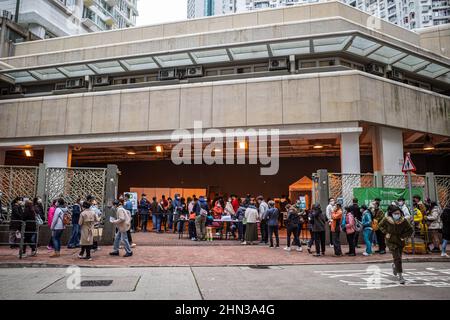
366, 63, 384, 75
269, 58, 289, 71
388, 69, 404, 81
54, 83, 67, 91
66, 78, 84, 89
94, 76, 110, 86
186, 66, 203, 78
9, 85, 23, 94
159, 69, 177, 80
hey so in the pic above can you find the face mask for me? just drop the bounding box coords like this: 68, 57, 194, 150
330, 201, 335, 205
398, 201, 404, 206
392, 213, 401, 221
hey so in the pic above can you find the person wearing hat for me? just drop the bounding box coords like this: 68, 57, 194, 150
109, 199, 133, 257
267, 200, 280, 248
378, 205, 414, 284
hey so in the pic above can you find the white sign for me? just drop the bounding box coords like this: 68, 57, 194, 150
402, 152, 416, 173
124, 192, 138, 211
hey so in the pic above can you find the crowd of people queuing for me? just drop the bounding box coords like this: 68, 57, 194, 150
6, 191, 450, 283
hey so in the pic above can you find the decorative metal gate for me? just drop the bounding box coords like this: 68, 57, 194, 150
382, 174, 427, 198
435, 175, 450, 209
0, 165, 38, 206
328, 173, 375, 206
44, 167, 107, 211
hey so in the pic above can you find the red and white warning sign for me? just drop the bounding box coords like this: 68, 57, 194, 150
402, 152, 416, 173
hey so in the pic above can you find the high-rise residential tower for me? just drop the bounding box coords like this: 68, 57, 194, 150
0, 0, 139, 39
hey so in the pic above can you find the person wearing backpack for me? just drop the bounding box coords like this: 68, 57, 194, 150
50, 198, 68, 258
284, 205, 302, 252
424, 201, 442, 253
194, 196, 209, 241
372, 198, 386, 254
361, 205, 373, 256
331, 203, 343, 256
343, 207, 356, 256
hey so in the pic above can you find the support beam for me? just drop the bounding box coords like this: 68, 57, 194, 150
340, 132, 361, 174
43, 145, 71, 167
372, 127, 404, 175
0, 149, 5, 165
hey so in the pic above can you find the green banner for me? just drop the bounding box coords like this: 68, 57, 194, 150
353, 187, 424, 211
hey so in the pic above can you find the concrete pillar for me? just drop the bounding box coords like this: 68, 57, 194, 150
43, 145, 71, 167
372, 127, 404, 175
426, 172, 437, 203
340, 132, 361, 174
101, 164, 119, 245
0, 149, 5, 165
374, 171, 383, 188
317, 169, 329, 212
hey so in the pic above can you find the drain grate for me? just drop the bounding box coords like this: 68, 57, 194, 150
248, 265, 270, 269
81, 280, 113, 287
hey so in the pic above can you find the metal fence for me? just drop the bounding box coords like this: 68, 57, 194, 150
435, 175, 450, 209
0, 165, 38, 208
382, 174, 427, 194
44, 167, 107, 213
328, 173, 375, 206
0, 220, 40, 259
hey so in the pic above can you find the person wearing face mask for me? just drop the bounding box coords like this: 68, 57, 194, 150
326, 198, 335, 248
371, 198, 386, 255
397, 197, 411, 220
378, 205, 414, 284
361, 205, 373, 256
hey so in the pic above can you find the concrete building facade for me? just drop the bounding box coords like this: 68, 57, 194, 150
0, 1, 449, 197
0, 0, 139, 39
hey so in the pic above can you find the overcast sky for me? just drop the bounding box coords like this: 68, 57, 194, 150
137, 0, 188, 26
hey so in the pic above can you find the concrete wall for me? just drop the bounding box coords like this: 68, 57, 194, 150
416, 24, 450, 59
0, 71, 449, 146
10, 2, 424, 57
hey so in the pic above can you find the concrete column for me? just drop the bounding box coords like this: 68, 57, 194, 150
101, 164, 119, 245
426, 172, 437, 203
340, 132, 361, 174
43, 145, 71, 167
0, 149, 5, 165
372, 127, 404, 175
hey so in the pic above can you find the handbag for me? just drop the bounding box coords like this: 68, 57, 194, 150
355, 219, 362, 232
36, 214, 44, 226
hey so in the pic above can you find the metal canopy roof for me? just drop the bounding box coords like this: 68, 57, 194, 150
1, 31, 449, 86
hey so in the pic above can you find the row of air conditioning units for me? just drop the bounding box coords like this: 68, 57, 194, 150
0, 85, 24, 96
366, 63, 405, 81
159, 66, 204, 80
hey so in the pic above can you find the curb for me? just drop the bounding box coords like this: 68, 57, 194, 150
1, 257, 448, 269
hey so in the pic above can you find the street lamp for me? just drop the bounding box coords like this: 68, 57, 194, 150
14, 0, 21, 23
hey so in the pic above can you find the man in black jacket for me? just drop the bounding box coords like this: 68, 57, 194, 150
9, 197, 23, 249
350, 198, 361, 248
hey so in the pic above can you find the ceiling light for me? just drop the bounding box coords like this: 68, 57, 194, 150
127, 148, 136, 155
24, 149, 33, 157
156, 146, 163, 153
423, 135, 435, 151
214, 148, 222, 152
313, 143, 324, 149
239, 141, 246, 149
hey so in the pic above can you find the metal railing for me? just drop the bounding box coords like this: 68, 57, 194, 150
0, 220, 40, 259
328, 173, 375, 206
435, 175, 450, 209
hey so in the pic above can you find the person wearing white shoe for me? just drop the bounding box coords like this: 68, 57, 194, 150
378, 205, 414, 285
441, 206, 450, 258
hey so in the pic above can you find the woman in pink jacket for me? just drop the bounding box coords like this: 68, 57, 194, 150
344, 206, 357, 256
46, 200, 57, 250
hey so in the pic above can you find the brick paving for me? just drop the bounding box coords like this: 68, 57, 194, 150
0, 231, 448, 267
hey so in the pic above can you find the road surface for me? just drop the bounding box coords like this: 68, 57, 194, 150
1, 262, 449, 300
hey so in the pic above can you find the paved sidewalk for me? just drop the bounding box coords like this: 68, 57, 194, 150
1, 243, 449, 268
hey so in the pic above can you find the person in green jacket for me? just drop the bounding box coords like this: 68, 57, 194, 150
378, 204, 414, 285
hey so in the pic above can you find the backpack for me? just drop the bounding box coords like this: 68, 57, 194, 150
35, 214, 44, 226
341, 213, 347, 232
63, 211, 72, 226
372, 219, 379, 231
355, 218, 362, 232
200, 206, 208, 217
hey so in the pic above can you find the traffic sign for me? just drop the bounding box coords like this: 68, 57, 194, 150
402, 152, 416, 173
